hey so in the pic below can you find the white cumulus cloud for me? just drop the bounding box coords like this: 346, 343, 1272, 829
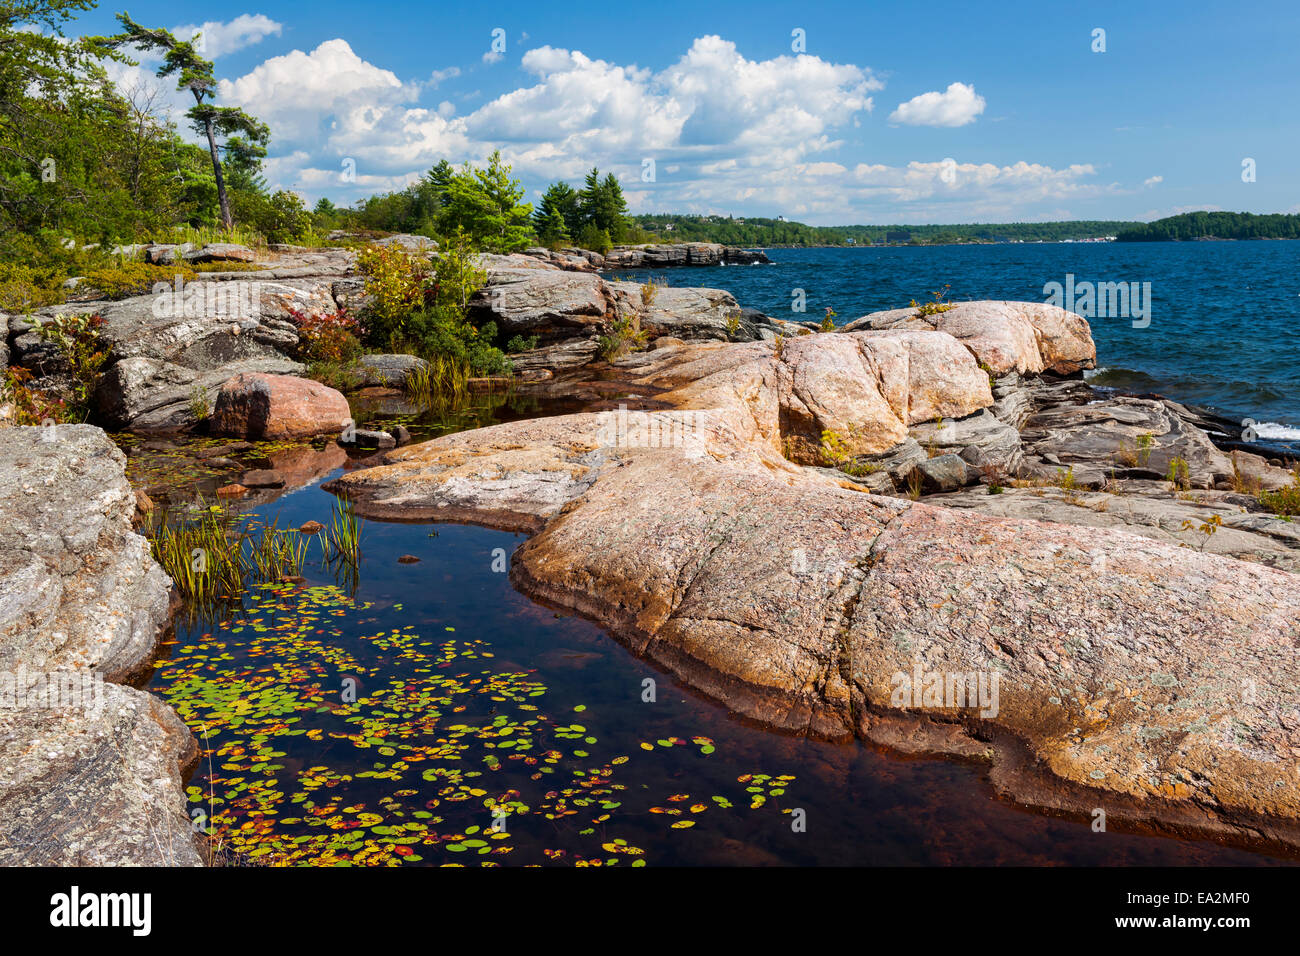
888, 82, 986, 127
172, 14, 282, 59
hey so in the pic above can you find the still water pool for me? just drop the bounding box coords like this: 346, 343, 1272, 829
145, 468, 1289, 866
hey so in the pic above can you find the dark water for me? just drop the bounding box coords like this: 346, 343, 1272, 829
607, 241, 1300, 440
147, 470, 1290, 866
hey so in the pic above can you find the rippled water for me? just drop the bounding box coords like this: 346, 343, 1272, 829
607, 241, 1300, 436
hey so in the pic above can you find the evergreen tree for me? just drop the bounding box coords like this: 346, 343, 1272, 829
577, 167, 628, 241
110, 13, 269, 231
533, 182, 577, 244
436, 151, 533, 252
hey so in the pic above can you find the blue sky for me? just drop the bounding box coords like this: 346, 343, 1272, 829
76, 0, 1300, 224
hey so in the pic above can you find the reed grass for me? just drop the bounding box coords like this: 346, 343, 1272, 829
147, 498, 365, 618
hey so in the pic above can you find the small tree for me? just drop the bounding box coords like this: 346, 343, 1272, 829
532, 182, 576, 244
110, 13, 269, 231
437, 151, 533, 252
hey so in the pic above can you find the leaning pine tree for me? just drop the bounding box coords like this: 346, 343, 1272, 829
109, 13, 269, 231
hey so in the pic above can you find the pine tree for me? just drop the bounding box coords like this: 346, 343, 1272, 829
533, 182, 576, 244
110, 14, 269, 231
437, 150, 533, 252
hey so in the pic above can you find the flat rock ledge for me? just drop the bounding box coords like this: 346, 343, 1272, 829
0, 425, 200, 866
327, 333, 1300, 853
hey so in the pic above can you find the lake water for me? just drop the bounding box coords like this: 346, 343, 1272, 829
608, 241, 1300, 440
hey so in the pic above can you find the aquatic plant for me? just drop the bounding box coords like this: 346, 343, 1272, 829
153, 582, 803, 867
323, 497, 363, 570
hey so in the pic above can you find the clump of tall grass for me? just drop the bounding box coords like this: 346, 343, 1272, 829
323, 498, 363, 570
147, 498, 364, 615
405, 355, 471, 405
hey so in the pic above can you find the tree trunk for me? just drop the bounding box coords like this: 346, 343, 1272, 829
202, 113, 232, 232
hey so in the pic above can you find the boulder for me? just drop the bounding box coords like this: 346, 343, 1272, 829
371, 233, 438, 254
912, 453, 972, 493
183, 242, 257, 264
909, 408, 1023, 475
0, 682, 201, 866
0, 424, 200, 866
0, 425, 172, 682
1020, 395, 1234, 489
210, 373, 351, 440
94, 356, 304, 431
144, 243, 193, 265
776, 330, 994, 460
356, 353, 429, 388
469, 267, 609, 336
843, 300, 1096, 376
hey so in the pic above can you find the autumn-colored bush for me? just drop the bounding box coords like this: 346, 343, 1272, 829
292, 308, 365, 364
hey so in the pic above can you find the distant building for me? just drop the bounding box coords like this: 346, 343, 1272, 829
886, 230, 911, 243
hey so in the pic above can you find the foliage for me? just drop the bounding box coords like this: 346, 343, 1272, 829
597, 314, 648, 361
108, 14, 270, 231
293, 308, 364, 364
30, 310, 110, 411
532, 181, 578, 245
356, 232, 507, 377
911, 284, 954, 317
623, 214, 1138, 247
1259, 473, 1300, 517
356, 244, 430, 345
2, 366, 69, 423
505, 334, 538, 354
1117, 211, 1300, 242
1166, 456, 1191, 490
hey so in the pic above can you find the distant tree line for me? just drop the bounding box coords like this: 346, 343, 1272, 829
1116, 211, 1300, 242
624, 215, 1141, 246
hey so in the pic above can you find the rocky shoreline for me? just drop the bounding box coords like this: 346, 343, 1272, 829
4, 237, 1299, 862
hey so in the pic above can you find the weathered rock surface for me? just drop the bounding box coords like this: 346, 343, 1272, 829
1019, 395, 1234, 489
327, 321, 1300, 849
930, 485, 1300, 574
0, 682, 201, 866
469, 266, 609, 337
210, 373, 351, 440
842, 301, 1097, 376
0, 426, 172, 682
182, 242, 256, 264
16, 246, 356, 430
356, 353, 429, 388
0, 425, 200, 866
602, 242, 769, 268
95, 355, 304, 431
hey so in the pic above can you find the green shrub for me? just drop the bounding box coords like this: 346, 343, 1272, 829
1259, 474, 1300, 516
29, 312, 111, 414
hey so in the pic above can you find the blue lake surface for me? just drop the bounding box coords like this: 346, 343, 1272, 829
607, 241, 1300, 436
